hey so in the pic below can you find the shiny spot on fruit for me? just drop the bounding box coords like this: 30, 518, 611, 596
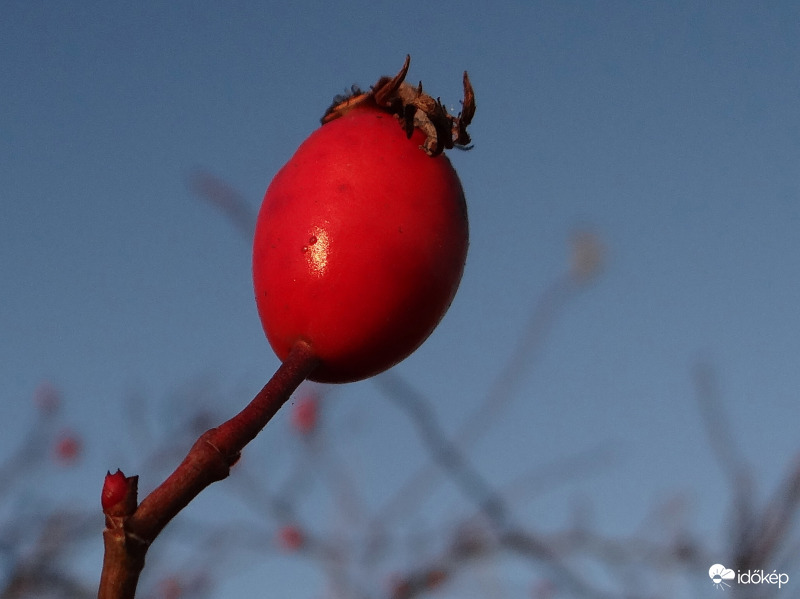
305, 226, 328, 275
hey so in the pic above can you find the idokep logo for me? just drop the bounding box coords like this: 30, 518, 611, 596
709, 564, 735, 590
709, 563, 789, 591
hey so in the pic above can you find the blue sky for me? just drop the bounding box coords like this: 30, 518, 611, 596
3, 2, 800, 597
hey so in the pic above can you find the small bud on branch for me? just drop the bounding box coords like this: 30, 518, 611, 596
102, 469, 139, 515
98, 340, 319, 599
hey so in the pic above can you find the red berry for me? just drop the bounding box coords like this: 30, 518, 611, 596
253, 58, 474, 383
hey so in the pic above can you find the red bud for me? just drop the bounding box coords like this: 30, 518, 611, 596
102, 469, 137, 514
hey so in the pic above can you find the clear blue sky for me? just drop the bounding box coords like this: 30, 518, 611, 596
3, 2, 800, 597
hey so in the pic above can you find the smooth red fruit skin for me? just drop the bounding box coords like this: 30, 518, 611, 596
253, 106, 468, 383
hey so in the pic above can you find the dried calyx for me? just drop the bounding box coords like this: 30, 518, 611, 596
322, 55, 475, 157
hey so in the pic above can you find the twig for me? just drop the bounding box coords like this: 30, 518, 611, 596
376, 372, 508, 526
187, 170, 258, 239
97, 340, 319, 599
748, 454, 800, 570
692, 360, 756, 567
372, 273, 583, 527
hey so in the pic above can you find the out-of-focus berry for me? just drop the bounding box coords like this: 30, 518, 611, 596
277, 524, 304, 551
291, 394, 319, 435
54, 430, 82, 465
157, 577, 182, 599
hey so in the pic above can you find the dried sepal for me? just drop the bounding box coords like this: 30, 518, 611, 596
322, 55, 476, 157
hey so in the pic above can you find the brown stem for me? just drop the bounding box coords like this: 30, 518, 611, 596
97, 340, 319, 599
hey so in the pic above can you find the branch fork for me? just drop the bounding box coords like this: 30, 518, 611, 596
98, 341, 319, 599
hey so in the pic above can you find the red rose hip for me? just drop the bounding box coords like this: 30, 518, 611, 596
253, 57, 474, 383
